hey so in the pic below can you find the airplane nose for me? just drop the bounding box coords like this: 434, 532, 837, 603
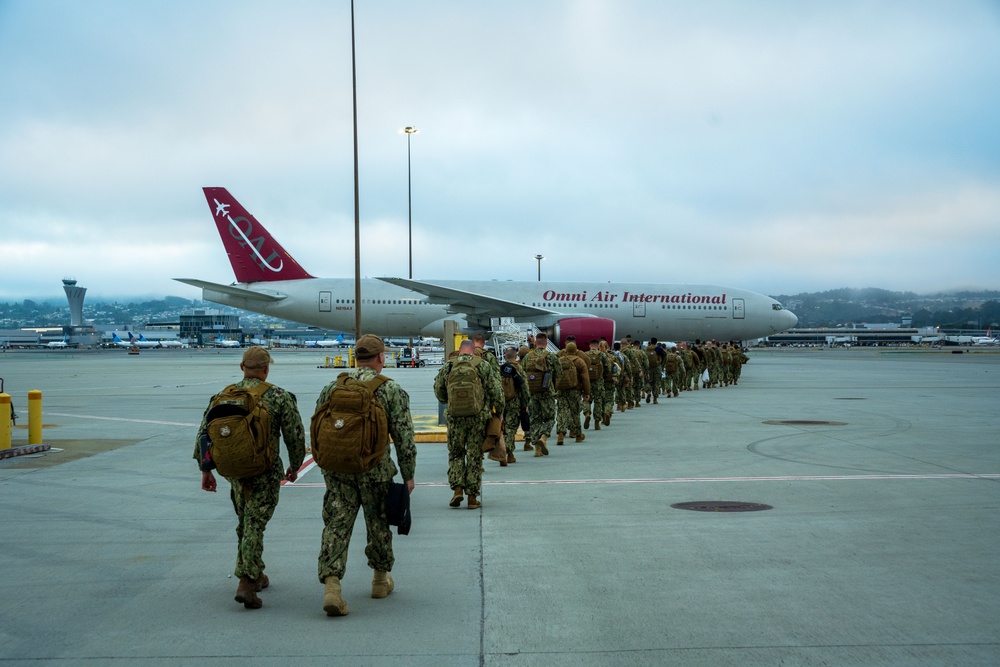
785, 310, 798, 329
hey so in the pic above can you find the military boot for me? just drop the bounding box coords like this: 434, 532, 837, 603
468, 494, 481, 509
603, 415, 611, 427
653, 396, 659, 404
537, 435, 549, 456
450, 487, 464, 508
523, 441, 533, 451
254, 573, 269, 592
235, 576, 263, 609
594, 421, 601, 431
371, 570, 394, 599
583, 415, 591, 429
556, 434, 565, 445
575, 433, 586, 443
507, 452, 516, 464
323, 576, 349, 616
646, 392, 651, 403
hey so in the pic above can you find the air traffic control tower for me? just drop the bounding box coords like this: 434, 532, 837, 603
63, 278, 86, 327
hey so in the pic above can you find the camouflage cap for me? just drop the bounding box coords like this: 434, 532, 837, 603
241, 346, 272, 369
355, 334, 385, 360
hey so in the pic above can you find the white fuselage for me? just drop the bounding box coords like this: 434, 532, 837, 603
200, 278, 797, 342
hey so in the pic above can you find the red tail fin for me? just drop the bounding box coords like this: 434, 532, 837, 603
202, 187, 315, 283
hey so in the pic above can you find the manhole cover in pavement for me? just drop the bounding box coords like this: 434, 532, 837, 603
671, 501, 773, 512
762, 420, 847, 426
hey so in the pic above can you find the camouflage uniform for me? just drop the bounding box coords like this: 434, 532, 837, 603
316, 367, 417, 582
194, 378, 306, 582
500, 359, 530, 456
644, 343, 664, 402
555, 342, 591, 441
663, 349, 684, 397
583, 348, 609, 429
521, 347, 562, 445
434, 354, 503, 496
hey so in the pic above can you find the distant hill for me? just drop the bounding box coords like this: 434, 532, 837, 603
771, 288, 1000, 329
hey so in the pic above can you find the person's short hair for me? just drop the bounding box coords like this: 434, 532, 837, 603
536, 333, 547, 341
472, 333, 486, 344
504, 346, 518, 361
241, 346, 272, 370
565, 335, 576, 343
355, 334, 385, 360
459, 339, 476, 353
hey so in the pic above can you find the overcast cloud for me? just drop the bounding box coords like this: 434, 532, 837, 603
1, 0, 998, 302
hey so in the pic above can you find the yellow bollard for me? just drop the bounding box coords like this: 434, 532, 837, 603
0, 393, 10, 449
28, 390, 42, 445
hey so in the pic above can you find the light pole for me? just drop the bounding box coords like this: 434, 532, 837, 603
534, 254, 544, 281
401, 126, 419, 279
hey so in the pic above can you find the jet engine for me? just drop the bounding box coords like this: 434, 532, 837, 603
548, 317, 617, 349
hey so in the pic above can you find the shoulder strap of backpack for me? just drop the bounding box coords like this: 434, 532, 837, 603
247, 381, 272, 400
365, 375, 390, 393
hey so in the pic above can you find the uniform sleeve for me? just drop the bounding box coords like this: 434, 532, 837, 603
276, 390, 306, 471
516, 366, 531, 405
193, 398, 213, 464
383, 383, 417, 482
481, 361, 504, 414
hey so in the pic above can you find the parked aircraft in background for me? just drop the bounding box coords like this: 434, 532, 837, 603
213, 333, 241, 348
975, 328, 997, 345
127, 332, 161, 349
177, 187, 799, 347
111, 333, 132, 348
305, 333, 345, 348
45, 335, 70, 348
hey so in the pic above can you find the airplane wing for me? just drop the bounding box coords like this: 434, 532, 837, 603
376, 277, 559, 319
174, 279, 286, 303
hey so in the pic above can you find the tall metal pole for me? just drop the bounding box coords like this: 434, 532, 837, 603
351, 0, 362, 340
535, 254, 544, 281
402, 126, 418, 279
407, 130, 412, 279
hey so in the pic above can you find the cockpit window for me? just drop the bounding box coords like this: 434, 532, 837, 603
772, 303, 784, 311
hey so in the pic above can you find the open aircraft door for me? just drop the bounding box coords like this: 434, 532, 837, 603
733, 298, 745, 319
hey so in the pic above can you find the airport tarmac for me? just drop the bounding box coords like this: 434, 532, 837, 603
1, 347, 998, 666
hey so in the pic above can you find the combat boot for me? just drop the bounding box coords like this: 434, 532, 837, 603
575, 433, 585, 443
556, 434, 565, 445
537, 435, 549, 456
323, 576, 349, 616
523, 441, 533, 451
602, 415, 611, 427
583, 415, 591, 429
235, 576, 263, 609
450, 487, 464, 507
371, 570, 394, 599
594, 421, 601, 431
653, 396, 659, 404
646, 392, 651, 403
507, 452, 516, 464
254, 573, 269, 592
468, 494, 481, 509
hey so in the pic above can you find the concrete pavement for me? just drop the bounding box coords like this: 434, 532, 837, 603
0, 347, 998, 665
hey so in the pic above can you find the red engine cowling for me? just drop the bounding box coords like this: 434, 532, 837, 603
550, 317, 617, 349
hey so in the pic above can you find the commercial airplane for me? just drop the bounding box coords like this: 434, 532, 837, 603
213, 333, 242, 348
177, 187, 798, 346
44, 335, 70, 348
128, 332, 161, 349
305, 333, 345, 348
974, 328, 997, 346
111, 332, 132, 348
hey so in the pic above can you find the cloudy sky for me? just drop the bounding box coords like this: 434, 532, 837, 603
2, 0, 998, 303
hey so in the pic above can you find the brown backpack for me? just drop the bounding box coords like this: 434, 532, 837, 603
310, 373, 389, 474
206, 382, 274, 479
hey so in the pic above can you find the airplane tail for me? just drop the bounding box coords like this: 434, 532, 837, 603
113, 333, 125, 343
202, 187, 315, 283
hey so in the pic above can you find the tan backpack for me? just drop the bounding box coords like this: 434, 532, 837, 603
311, 373, 389, 474
207, 382, 274, 479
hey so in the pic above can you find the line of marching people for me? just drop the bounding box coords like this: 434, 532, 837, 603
432, 332, 748, 509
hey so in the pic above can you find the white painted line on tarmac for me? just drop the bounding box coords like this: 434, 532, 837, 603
279, 472, 1000, 489
47, 412, 197, 427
